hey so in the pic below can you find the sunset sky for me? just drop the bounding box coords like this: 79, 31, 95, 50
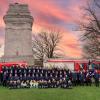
0, 0, 89, 58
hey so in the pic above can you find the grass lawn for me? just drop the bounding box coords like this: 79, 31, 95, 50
0, 86, 100, 100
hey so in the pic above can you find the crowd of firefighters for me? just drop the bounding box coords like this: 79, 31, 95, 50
0, 63, 100, 89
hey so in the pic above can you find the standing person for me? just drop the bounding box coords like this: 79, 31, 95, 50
86, 70, 92, 86
2, 66, 6, 74
2, 71, 7, 86
19, 74, 23, 81
65, 74, 69, 86
72, 71, 77, 86
79, 71, 84, 86
0, 70, 3, 85
94, 70, 99, 87
83, 70, 87, 86
66, 70, 71, 84
23, 73, 27, 82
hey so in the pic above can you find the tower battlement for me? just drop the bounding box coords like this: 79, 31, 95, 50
4, 3, 33, 25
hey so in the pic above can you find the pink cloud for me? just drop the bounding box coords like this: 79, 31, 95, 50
0, 0, 88, 58
59, 31, 82, 58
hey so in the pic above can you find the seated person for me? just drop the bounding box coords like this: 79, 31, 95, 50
30, 80, 34, 88
17, 80, 21, 88
33, 80, 38, 88
68, 79, 72, 88
21, 81, 27, 88
8, 80, 13, 89
26, 80, 30, 88
13, 81, 17, 89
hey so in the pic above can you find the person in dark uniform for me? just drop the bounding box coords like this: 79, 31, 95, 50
47, 80, 51, 88
79, 70, 84, 86
86, 70, 92, 86
35, 73, 39, 81
28, 68, 32, 76
59, 79, 63, 88
19, 74, 23, 81
50, 73, 53, 81
32, 73, 35, 80
8, 74, 15, 89
61, 77, 68, 88
17, 67, 21, 76
27, 74, 31, 81
2, 66, 6, 74
12, 81, 17, 89
2, 71, 7, 86
72, 71, 77, 86
84, 70, 87, 85
23, 67, 27, 76
21, 66, 25, 76
0, 70, 3, 85
11, 65, 15, 76
14, 74, 19, 81
23, 73, 27, 81
17, 80, 21, 88
45, 73, 48, 81
94, 70, 99, 87
52, 78, 56, 88
55, 75, 59, 82
9, 80, 13, 89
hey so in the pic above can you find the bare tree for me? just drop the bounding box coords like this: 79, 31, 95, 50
79, 0, 100, 59
32, 29, 62, 66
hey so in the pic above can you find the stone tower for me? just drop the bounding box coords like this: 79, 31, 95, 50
2, 3, 34, 65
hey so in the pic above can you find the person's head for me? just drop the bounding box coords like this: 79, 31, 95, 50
49, 80, 51, 82
10, 74, 12, 77
12, 65, 15, 67
60, 74, 62, 77
95, 69, 98, 73
87, 70, 89, 73
29, 69, 31, 72
32, 74, 34, 77
52, 78, 55, 81
24, 73, 26, 77
37, 69, 39, 72
89, 71, 91, 74
50, 74, 52, 77
28, 74, 30, 77
45, 74, 48, 77
2, 66, 4, 69
36, 74, 38, 77
20, 74, 22, 77
15, 74, 17, 77
41, 70, 43, 73
60, 79, 62, 82
40, 74, 42, 77
15, 70, 17, 73
55, 75, 57, 78
66, 74, 68, 77
10, 80, 13, 83
17, 80, 20, 83
14, 81, 17, 84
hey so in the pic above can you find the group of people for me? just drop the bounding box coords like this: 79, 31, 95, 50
0, 64, 100, 89
0, 65, 72, 89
